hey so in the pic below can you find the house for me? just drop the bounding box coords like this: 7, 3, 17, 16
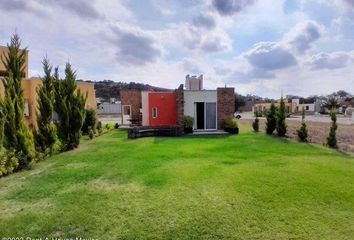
0, 46, 96, 128
292, 98, 321, 114
141, 91, 177, 126
253, 99, 297, 114
121, 75, 235, 131
120, 89, 142, 125
253, 98, 321, 115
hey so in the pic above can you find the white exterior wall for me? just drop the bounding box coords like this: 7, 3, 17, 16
141, 91, 149, 126
298, 103, 315, 112
184, 90, 217, 127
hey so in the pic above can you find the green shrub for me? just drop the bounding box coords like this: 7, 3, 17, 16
1, 34, 37, 168
252, 116, 259, 132
54, 63, 87, 151
88, 127, 94, 140
35, 57, 57, 154
224, 118, 238, 129
183, 116, 194, 129
96, 121, 103, 136
105, 123, 110, 130
266, 103, 277, 135
276, 97, 287, 137
0, 149, 19, 177
327, 109, 337, 148
97, 121, 102, 130
82, 109, 97, 135
114, 123, 119, 129
296, 108, 308, 142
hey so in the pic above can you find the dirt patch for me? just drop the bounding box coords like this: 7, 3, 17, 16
241, 119, 354, 153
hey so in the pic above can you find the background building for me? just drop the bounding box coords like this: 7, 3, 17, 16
0, 47, 96, 128
122, 76, 235, 130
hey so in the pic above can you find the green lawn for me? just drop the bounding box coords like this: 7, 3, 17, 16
1, 126, 354, 239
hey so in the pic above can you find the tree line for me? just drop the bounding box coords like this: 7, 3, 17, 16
252, 97, 338, 149
0, 34, 97, 177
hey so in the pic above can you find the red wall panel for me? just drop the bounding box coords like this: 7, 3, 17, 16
148, 92, 177, 126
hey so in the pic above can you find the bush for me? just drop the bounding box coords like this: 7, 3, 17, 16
266, 103, 277, 135
327, 109, 337, 148
114, 123, 119, 129
183, 116, 194, 129
96, 121, 102, 130
88, 127, 94, 140
296, 108, 308, 142
276, 97, 287, 137
96, 121, 103, 136
35, 57, 57, 154
0, 150, 19, 177
2, 34, 37, 168
54, 63, 86, 151
252, 116, 259, 132
224, 118, 238, 129
105, 123, 110, 130
82, 109, 97, 135
224, 118, 239, 134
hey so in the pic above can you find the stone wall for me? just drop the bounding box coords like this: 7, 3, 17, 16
120, 89, 142, 124
217, 88, 235, 129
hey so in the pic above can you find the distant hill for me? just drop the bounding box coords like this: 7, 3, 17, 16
84, 80, 171, 101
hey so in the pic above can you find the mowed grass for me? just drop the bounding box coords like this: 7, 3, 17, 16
1, 125, 354, 239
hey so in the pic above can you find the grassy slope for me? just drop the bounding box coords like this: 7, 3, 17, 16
0, 126, 354, 239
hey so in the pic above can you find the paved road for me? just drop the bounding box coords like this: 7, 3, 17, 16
240, 113, 354, 125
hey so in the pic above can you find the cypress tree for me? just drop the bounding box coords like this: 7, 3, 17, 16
81, 108, 97, 135
1, 34, 36, 168
276, 97, 287, 137
265, 102, 277, 135
252, 114, 259, 132
35, 58, 57, 154
327, 109, 337, 148
296, 107, 308, 142
54, 63, 87, 151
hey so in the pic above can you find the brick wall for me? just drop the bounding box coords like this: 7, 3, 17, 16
217, 88, 235, 129
121, 90, 142, 124
175, 84, 184, 133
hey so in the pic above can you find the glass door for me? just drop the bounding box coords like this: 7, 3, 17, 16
205, 102, 216, 130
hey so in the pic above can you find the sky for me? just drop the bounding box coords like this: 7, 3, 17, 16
0, 0, 354, 98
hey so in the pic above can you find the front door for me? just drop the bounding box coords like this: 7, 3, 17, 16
205, 102, 216, 130
195, 102, 217, 130
122, 105, 131, 125
196, 102, 205, 129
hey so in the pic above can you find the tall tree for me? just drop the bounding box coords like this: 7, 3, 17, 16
54, 63, 87, 151
327, 109, 338, 148
322, 95, 339, 110
276, 97, 287, 137
1, 34, 36, 168
265, 102, 277, 135
35, 58, 57, 154
296, 107, 308, 142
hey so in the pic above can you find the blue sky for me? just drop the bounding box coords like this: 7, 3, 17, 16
0, 0, 354, 98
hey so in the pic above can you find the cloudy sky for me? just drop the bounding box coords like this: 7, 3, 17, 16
1, 0, 354, 98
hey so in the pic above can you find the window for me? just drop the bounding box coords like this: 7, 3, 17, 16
123, 106, 130, 115
306, 106, 309, 111
152, 107, 158, 118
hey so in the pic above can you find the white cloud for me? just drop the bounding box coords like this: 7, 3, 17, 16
283, 20, 324, 54
307, 51, 354, 70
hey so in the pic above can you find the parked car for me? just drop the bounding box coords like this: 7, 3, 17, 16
234, 112, 242, 119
